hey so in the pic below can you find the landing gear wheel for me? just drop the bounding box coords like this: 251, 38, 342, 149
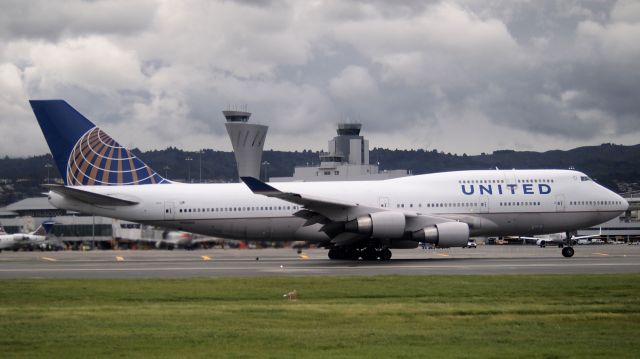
345, 248, 360, 260
562, 247, 574, 258
328, 247, 358, 260
380, 248, 392, 261
361, 247, 378, 261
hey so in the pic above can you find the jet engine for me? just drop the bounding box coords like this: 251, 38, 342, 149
344, 211, 406, 239
412, 222, 469, 248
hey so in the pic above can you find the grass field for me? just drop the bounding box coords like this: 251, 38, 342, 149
0, 275, 639, 358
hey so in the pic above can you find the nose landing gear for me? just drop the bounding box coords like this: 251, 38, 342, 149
561, 246, 574, 258
561, 231, 575, 258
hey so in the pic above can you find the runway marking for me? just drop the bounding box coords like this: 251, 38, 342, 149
0, 262, 639, 274
115, 256, 125, 261
40, 257, 57, 262
298, 253, 310, 260
593, 252, 609, 256
436, 253, 450, 257
201, 255, 212, 261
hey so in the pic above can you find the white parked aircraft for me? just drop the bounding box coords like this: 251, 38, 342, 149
29, 100, 629, 260
0, 222, 56, 252
141, 231, 222, 250
519, 228, 602, 248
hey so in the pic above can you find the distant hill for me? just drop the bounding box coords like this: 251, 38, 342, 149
0, 143, 638, 206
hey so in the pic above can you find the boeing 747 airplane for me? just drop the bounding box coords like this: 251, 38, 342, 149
29, 100, 628, 260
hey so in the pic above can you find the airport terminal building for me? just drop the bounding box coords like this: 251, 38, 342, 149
577, 195, 640, 240
271, 123, 409, 182
0, 197, 183, 249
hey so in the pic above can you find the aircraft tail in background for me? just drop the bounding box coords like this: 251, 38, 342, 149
30, 221, 56, 236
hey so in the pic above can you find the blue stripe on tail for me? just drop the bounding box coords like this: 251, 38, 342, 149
29, 100, 168, 186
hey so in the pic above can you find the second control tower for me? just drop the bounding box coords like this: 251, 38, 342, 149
223, 109, 268, 180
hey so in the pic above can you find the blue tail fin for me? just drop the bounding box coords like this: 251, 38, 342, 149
30, 100, 168, 186
32, 221, 55, 236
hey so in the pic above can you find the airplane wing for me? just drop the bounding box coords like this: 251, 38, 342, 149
240, 176, 363, 225
518, 236, 554, 241
44, 185, 139, 206
573, 227, 602, 240
240, 177, 356, 209
240, 177, 456, 236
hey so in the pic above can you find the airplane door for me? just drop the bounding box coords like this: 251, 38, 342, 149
378, 197, 390, 208
164, 201, 176, 220
479, 196, 489, 213
555, 195, 565, 212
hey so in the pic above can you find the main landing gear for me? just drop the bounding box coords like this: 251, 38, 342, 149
328, 246, 392, 261
561, 231, 575, 258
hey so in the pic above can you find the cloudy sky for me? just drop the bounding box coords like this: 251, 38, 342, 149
1, 0, 639, 157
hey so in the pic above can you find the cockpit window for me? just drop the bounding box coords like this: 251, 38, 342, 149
580, 176, 591, 182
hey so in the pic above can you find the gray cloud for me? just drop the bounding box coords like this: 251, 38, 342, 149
0, 0, 638, 158
0, 0, 157, 41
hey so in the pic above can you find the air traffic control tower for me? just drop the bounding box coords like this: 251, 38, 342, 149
223, 109, 268, 180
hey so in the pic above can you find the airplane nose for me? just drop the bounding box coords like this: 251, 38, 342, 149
621, 197, 629, 211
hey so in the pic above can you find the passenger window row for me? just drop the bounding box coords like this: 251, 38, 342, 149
517, 179, 554, 183
458, 178, 554, 184
569, 200, 622, 206
397, 202, 481, 208
459, 179, 504, 184
499, 201, 541, 206
178, 205, 300, 213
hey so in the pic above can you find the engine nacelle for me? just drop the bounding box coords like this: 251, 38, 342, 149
412, 222, 469, 248
344, 211, 406, 239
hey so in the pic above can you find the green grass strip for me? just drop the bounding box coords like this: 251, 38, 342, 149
0, 274, 638, 358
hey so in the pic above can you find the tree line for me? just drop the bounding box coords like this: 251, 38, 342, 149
0, 143, 637, 206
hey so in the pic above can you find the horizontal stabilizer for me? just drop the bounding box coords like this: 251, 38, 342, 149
45, 185, 138, 206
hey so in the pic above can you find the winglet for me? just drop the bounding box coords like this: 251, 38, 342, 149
240, 177, 280, 194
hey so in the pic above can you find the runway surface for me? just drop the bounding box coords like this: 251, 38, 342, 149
1, 245, 639, 278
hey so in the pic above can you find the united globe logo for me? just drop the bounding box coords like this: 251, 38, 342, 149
66, 127, 166, 185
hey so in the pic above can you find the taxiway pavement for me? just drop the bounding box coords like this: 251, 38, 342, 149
0, 245, 639, 279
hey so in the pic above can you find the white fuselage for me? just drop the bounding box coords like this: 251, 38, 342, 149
47, 170, 628, 243
0, 234, 47, 250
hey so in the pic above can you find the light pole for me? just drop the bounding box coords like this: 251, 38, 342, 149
198, 150, 203, 183
44, 163, 53, 183
261, 161, 270, 182
185, 157, 193, 182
